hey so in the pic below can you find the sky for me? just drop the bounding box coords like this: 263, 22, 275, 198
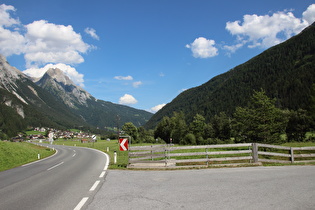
1, 0, 315, 113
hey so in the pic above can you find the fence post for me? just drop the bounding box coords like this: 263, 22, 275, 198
252, 143, 258, 163
165, 144, 168, 167
290, 147, 294, 163
206, 148, 209, 167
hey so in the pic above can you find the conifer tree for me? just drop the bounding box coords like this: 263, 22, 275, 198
233, 89, 288, 144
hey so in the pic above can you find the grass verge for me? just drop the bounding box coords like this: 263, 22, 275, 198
0, 141, 55, 172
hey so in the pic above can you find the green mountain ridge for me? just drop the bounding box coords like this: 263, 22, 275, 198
0, 56, 152, 138
145, 22, 315, 129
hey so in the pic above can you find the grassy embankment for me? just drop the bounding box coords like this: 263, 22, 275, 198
0, 141, 55, 172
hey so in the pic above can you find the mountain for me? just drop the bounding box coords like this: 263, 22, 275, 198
36, 68, 153, 129
145, 22, 315, 129
0, 55, 91, 138
36, 68, 92, 109
0, 56, 152, 138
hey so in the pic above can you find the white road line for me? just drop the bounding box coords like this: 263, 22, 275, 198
74, 197, 89, 210
99, 171, 106, 178
22, 149, 58, 167
47, 162, 64, 171
84, 147, 110, 171
89, 180, 100, 191
72, 153, 76, 157
103, 153, 109, 170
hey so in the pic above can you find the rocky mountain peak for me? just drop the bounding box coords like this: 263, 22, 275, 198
0, 54, 26, 89
45, 68, 74, 86
37, 68, 92, 108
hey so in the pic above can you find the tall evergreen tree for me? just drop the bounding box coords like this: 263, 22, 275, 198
286, 109, 312, 142
210, 112, 232, 142
189, 114, 206, 138
170, 112, 187, 144
154, 116, 173, 143
233, 90, 288, 144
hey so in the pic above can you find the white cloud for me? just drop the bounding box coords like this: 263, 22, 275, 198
0, 4, 20, 26
132, 81, 142, 88
224, 5, 313, 52
150, 104, 166, 113
114, 75, 133, 80
302, 4, 315, 25
0, 27, 25, 56
0, 4, 94, 69
24, 20, 90, 68
186, 37, 218, 58
84, 27, 99, 40
119, 94, 138, 105
179, 88, 187, 93
0, 4, 25, 56
23, 63, 85, 87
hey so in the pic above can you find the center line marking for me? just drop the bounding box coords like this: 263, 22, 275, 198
89, 180, 100, 191
74, 197, 89, 210
99, 171, 106, 178
47, 162, 64, 171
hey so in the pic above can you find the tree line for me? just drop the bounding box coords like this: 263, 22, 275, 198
146, 23, 315, 129
121, 89, 315, 145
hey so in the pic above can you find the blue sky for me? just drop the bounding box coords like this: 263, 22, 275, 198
1, 0, 315, 113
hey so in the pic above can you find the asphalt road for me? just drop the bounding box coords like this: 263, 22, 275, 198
87, 166, 315, 210
0, 144, 109, 210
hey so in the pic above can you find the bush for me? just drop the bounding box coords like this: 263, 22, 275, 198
181, 133, 196, 145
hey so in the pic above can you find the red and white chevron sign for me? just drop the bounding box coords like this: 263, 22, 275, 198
119, 138, 128, 151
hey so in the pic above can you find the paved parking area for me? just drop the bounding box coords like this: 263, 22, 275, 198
87, 166, 315, 210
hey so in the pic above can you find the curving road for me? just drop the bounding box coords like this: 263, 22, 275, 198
0, 144, 109, 210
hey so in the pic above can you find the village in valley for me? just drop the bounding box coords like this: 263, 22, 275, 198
11, 127, 98, 143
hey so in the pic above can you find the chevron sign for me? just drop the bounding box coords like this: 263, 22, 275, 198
119, 138, 128, 151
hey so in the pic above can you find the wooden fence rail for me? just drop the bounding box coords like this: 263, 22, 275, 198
128, 143, 315, 168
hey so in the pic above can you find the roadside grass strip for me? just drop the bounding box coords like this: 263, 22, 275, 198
0, 141, 55, 172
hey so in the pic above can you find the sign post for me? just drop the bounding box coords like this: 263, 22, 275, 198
91, 135, 97, 147
119, 137, 129, 151
48, 132, 54, 145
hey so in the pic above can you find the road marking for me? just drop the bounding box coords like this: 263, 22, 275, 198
22, 149, 58, 167
89, 180, 100, 191
99, 171, 106, 178
83, 147, 110, 171
72, 153, 76, 157
103, 153, 109, 170
47, 162, 64, 171
74, 197, 89, 210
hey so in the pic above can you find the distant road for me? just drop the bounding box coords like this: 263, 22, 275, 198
0, 144, 109, 210
87, 166, 315, 210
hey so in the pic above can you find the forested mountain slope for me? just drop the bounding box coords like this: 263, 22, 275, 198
146, 22, 315, 129
0, 55, 91, 139
36, 68, 153, 129
0, 55, 152, 138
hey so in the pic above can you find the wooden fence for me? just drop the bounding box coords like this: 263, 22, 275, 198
128, 143, 315, 168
